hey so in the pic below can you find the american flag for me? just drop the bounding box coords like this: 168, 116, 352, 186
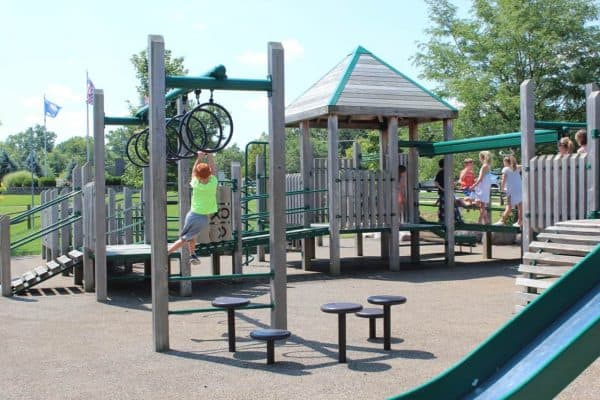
86, 78, 95, 105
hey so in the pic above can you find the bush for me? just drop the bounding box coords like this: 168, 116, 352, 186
1, 170, 33, 188
38, 176, 57, 187
105, 175, 122, 186
21, 176, 38, 187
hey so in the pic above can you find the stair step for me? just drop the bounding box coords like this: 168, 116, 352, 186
515, 291, 539, 304
22, 271, 38, 286
516, 277, 557, 290
68, 249, 84, 261
56, 255, 72, 267
11, 277, 25, 291
555, 220, 600, 228
536, 233, 600, 246
47, 260, 61, 273
528, 241, 594, 256
522, 252, 582, 266
545, 226, 600, 236
33, 266, 50, 278
518, 264, 570, 277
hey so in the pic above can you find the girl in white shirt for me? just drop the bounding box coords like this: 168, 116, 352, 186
498, 155, 522, 226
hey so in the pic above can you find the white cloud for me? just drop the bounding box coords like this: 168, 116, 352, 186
237, 51, 267, 67
191, 22, 208, 32
281, 39, 304, 61
244, 96, 267, 112
46, 83, 80, 103
236, 38, 305, 68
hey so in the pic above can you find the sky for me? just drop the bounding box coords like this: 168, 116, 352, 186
0, 0, 473, 149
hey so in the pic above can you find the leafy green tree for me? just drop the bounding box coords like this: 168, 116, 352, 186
129, 49, 187, 117
0, 150, 18, 179
3, 125, 57, 169
414, 0, 600, 140
215, 143, 244, 178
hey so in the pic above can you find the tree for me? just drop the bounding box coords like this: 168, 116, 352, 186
129, 49, 187, 116
3, 125, 57, 170
414, 0, 600, 140
0, 150, 18, 179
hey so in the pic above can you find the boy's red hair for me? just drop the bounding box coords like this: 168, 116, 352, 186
194, 163, 211, 179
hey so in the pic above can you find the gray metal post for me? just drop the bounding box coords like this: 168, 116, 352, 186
1, 215, 11, 297
231, 162, 243, 274
327, 115, 341, 275
149, 35, 169, 351
586, 86, 600, 216
176, 97, 191, 296
379, 127, 389, 259
268, 42, 287, 329
72, 165, 83, 285
443, 119, 455, 266
256, 155, 266, 262
408, 120, 420, 263
123, 187, 133, 244
93, 89, 107, 301
352, 141, 363, 257
81, 163, 94, 292
300, 120, 315, 268
520, 80, 535, 252
388, 117, 400, 271
143, 167, 151, 244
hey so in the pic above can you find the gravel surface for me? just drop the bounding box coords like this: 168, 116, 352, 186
1, 238, 597, 399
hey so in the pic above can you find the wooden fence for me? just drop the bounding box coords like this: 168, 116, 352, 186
528, 153, 589, 231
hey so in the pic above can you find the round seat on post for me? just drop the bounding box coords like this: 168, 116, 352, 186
367, 295, 407, 350
355, 308, 384, 339
211, 296, 250, 352
320, 302, 363, 363
250, 328, 291, 364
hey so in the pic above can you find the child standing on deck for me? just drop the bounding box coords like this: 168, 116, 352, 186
470, 151, 493, 225
168, 151, 218, 263
459, 158, 475, 196
498, 155, 522, 226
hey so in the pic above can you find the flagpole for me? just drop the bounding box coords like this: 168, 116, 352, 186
86, 70, 90, 162
43, 94, 47, 176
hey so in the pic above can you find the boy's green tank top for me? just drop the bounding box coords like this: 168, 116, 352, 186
190, 176, 218, 215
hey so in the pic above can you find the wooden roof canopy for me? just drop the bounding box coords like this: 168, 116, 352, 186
285, 46, 458, 129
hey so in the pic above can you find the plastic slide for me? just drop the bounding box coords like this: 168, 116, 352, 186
388, 245, 600, 400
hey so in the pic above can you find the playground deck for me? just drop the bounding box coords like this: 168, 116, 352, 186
1, 238, 597, 400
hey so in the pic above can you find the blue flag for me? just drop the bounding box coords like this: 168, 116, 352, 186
44, 98, 61, 118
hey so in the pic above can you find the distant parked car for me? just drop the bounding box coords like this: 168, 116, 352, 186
419, 179, 437, 192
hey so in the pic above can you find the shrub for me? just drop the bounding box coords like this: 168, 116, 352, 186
38, 176, 57, 187
105, 175, 122, 186
21, 176, 38, 187
1, 170, 33, 188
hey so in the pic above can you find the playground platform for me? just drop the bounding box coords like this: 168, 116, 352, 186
1, 238, 597, 400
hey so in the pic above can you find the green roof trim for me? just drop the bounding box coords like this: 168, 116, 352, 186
328, 46, 364, 106
405, 129, 558, 156
366, 49, 458, 112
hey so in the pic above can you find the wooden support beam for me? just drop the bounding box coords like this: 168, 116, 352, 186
93, 89, 107, 301
443, 119, 455, 266
1, 215, 11, 297
388, 117, 400, 271
149, 35, 169, 352
520, 80, 535, 253
268, 42, 287, 329
300, 120, 315, 269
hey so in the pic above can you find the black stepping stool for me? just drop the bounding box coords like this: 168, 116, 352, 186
367, 295, 407, 350
320, 302, 363, 363
211, 296, 250, 352
355, 308, 384, 339
250, 328, 291, 364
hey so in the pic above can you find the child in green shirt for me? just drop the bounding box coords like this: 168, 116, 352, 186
168, 151, 218, 263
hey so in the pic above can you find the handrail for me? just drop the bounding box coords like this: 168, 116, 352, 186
10, 214, 82, 250
11, 190, 81, 225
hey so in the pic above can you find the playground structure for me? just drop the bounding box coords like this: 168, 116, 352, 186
0, 39, 598, 398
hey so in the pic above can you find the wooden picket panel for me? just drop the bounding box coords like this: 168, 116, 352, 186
529, 153, 589, 232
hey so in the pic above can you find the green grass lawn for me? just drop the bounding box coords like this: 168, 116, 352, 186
1, 194, 42, 255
